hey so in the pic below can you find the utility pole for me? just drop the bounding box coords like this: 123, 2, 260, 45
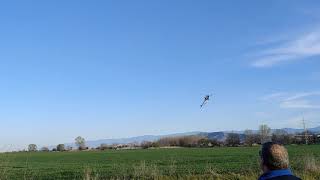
302, 117, 308, 145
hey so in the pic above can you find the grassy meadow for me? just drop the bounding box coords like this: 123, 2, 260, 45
0, 145, 319, 180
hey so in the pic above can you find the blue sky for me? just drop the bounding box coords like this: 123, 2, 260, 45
0, 0, 320, 150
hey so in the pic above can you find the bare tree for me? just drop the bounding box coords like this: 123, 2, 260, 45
40, 147, 49, 152
57, 144, 65, 151
99, 143, 110, 150
244, 129, 258, 146
244, 130, 254, 146
156, 135, 203, 147
244, 130, 253, 146
157, 137, 180, 147
272, 129, 292, 145
141, 141, 153, 149
259, 124, 271, 144
28, 144, 37, 152
75, 136, 86, 150
225, 133, 240, 147
178, 135, 203, 147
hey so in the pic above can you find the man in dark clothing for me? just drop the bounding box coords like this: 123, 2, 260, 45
258, 142, 301, 180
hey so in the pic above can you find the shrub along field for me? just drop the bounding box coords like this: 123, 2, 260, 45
0, 145, 319, 180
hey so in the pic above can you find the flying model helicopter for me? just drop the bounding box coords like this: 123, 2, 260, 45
200, 94, 213, 108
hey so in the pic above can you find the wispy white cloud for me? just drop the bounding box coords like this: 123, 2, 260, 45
280, 92, 320, 109
280, 99, 320, 109
261, 91, 320, 109
251, 30, 320, 67
284, 92, 320, 101
259, 92, 288, 101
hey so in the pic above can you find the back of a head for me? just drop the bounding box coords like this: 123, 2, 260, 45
260, 142, 289, 170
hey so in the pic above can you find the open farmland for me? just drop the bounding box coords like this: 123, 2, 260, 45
0, 145, 319, 180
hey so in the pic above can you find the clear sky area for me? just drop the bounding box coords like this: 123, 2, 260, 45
0, 0, 319, 150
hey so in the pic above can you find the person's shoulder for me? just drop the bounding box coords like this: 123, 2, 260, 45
269, 175, 301, 180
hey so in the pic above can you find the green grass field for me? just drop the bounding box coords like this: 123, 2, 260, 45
0, 145, 319, 180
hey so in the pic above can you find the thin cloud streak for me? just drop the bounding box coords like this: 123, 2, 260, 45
251, 30, 320, 67
260, 92, 288, 101
285, 92, 320, 101
261, 91, 320, 109
280, 100, 320, 109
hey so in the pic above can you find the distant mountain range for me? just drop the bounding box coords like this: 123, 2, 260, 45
58, 126, 320, 149
281, 126, 320, 134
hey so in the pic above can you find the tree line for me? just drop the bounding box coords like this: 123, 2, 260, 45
26, 125, 320, 152
139, 125, 320, 148
27, 136, 88, 152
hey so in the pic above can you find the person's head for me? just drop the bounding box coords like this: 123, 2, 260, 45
259, 142, 290, 173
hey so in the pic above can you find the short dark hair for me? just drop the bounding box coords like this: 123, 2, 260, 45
260, 142, 289, 170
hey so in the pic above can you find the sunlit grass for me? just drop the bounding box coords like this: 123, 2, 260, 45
0, 145, 319, 179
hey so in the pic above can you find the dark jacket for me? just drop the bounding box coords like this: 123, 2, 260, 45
258, 169, 301, 180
